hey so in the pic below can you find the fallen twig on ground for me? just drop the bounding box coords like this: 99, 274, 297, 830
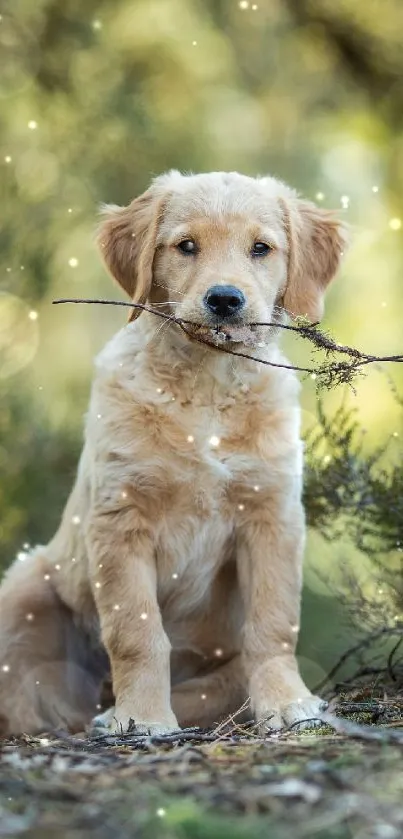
321, 710, 403, 744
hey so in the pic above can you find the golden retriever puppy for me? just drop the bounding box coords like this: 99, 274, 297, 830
0, 171, 347, 737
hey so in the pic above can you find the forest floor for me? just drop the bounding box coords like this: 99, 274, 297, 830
1, 692, 403, 839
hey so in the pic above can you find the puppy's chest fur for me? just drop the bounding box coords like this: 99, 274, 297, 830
91, 362, 294, 521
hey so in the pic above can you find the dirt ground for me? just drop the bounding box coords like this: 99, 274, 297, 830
1, 695, 403, 839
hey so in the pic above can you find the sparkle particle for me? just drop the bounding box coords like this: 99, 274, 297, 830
187, 435, 194, 443
140, 612, 148, 620
209, 435, 220, 447
239, 0, 249, 8
238, 503, 245, 511
44, 574, 50, 580
2, 665, 10, 673
214, 648, 223, 657
28, 120, 37, 130
113, 604, 120, 611
17, 551, 28, 562
68, 257, 79, 267
340, 195, 350, 209
26, 613, 34, 621
95, 581, 101, 589
372, 185, 379, 193
92, 19, 102, 29
121, 491, 128, 499
72, 515, 80, 525
315, 192, 324, 201
192, 40, 197, 46
389, 217, 401, 231
172, 573, 178, 580
253, 485, 260, 492
201, 693, 207, 700
156, 808, 166, 817
4, 155, 11, 163
28, 310, 38, 321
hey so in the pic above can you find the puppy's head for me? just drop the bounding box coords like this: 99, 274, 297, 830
97, 171, 348, 347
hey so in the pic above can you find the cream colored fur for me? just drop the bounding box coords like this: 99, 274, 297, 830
0, 171, 347, 736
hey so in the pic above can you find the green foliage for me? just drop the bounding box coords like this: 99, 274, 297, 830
304, 396, 403, 556
304, 393, 403, 642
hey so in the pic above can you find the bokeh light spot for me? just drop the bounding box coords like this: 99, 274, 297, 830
0, 294, 39, 379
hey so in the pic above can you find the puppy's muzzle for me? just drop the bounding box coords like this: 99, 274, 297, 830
203, 285, 246, 320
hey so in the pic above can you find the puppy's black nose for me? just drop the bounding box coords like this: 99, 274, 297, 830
204, 285, 246, 319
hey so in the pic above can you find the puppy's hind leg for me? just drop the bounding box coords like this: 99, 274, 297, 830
172, 656, 249, 730
0, 550, 106, 736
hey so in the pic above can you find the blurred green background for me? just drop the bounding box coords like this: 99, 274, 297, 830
1, 0, 402, 684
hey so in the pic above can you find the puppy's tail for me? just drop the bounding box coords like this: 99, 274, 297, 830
0, 549, 105, 736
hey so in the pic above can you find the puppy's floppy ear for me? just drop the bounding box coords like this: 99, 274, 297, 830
97, 186, 167, 322
279, 197, 348, 322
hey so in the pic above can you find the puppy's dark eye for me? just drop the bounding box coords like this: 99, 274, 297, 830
251, 242, 272, 256
177, 239, 197, 254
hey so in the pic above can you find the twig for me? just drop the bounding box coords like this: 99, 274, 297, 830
52, 297, 403, 388
211, 698, 251, 738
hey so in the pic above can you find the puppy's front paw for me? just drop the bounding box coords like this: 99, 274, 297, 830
112, 718, 181, 737
110, 706, 180, 736
90, 705, 180, 736
256, 694, 328, 734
